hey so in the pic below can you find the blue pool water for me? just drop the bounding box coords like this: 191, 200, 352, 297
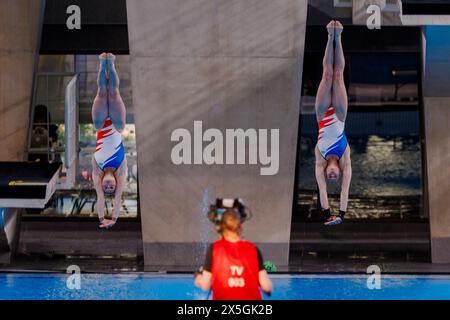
1, 274, 450, 300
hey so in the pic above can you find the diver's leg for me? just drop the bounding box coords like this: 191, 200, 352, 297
315, 21, 336, 120
92, 53, 109, 130
106, 53, 126, 132
331, 21, 348, 122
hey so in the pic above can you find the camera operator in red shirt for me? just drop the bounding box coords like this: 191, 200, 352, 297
194, 199, 273, 300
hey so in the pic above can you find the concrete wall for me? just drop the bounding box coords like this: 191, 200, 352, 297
423, 26, 450, 263
352, 0, 402, 26
0, 0, 44, 161
308, 0, 352, 25
126, 0, 307, 268
423, 97, 450, 263
18, 221, 142, 258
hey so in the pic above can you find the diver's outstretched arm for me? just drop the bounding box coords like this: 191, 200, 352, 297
110, 158, 127, 224
315, 147, 329, 210
92, 158, 106, 223
340, 149, 352, 212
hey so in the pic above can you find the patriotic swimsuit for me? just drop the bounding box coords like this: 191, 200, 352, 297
94, 118, 125, 171
317, 106, 348, 160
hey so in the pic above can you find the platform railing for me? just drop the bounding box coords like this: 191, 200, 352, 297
28, 72, 79, 190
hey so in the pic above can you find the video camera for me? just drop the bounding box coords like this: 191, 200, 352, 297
207, 198, 252, 225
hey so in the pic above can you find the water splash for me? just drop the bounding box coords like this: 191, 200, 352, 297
194, 188, 213, 266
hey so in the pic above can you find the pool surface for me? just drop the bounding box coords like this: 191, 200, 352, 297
1, 273, 450, 300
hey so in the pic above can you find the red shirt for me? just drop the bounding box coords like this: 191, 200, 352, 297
210, 239, 262, 300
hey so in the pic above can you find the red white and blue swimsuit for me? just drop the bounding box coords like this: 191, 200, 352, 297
317, 105, 348, 159
94, 118, 125, 171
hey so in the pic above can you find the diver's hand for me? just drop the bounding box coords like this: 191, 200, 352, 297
324, 215, 343, 226
99, 218, 116, 229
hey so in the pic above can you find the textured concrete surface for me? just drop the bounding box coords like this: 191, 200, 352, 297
423, 27, 450, 263
352, 0, 402, 26
127, 0, 308, 267
0, 0, 44, 161
18, 220, 143, 257
423, 98, 450, 263
0, 0, 43, 264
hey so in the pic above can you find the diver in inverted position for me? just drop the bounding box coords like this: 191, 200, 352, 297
315, 21, 352, 226
92, 53, 127, 229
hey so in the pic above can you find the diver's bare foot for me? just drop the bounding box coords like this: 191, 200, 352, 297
99, 52, 108, 69
106, 53, 116, 64
334, 20, 343, 39
327, 20, 335, 38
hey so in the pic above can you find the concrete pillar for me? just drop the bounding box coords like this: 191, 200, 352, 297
352, 0, 402, 26
423, 27, 450, 263
126, 0, 307, 268
424, 97, 450, 263
0, 0, 44, 161
0, 208, 21, 264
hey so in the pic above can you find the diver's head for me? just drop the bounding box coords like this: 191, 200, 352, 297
218, 209, 243, 236
102, 170, 117, 194
325, 156, 340, 182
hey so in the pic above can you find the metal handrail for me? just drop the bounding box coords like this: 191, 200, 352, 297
27, 72, 77, 162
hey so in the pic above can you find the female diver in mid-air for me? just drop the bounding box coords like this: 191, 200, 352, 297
92, 53, 127, 229
315, 21, 352, 226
